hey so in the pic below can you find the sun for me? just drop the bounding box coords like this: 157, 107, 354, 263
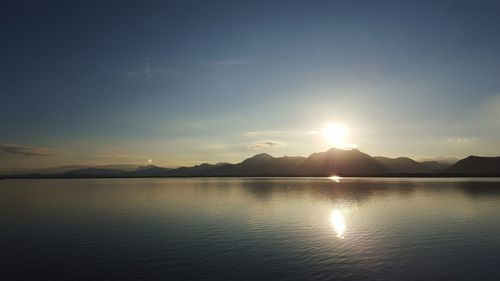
322, 123, 348, 147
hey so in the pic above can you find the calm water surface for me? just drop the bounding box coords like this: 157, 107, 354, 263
1, 178, 500, 280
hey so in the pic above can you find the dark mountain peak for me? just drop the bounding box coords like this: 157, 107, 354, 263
208, 152, 302, 176
280, 155, 305, 160
375, 156, 416, 161
464, 155, 478, 159
420, 161, 452, 171
395, 157, 413, 161
194, 163, 212, 168
255, 152, 273, 158
444, 155, 500, 174
243, 153, 274, 163
298, 148, 389, 175
323, 148, 371, 158
374, 156, 433, 173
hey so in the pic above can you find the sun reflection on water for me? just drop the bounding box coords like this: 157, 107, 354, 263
330, 209, 346, 239
329, 175, 342, 183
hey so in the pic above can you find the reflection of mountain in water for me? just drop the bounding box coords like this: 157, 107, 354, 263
240, 178, 500, 204
457, 181, 500, 198
241, 178, 419, 204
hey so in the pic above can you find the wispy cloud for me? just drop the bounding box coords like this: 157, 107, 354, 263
94, 154, 136, 159
208, 59, 247, 66
247, 141, 285, 150
180, 121, 204, 128
245, 130, 317, 137
0, 143, 57, 156
245, 130, 284, 137
446, 137, 477, 143
120, 60, 243, 80
120, 63, 179, 81
144, 62, 152, 80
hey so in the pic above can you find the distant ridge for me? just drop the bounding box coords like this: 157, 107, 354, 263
420, 161, 452, 171
62, 168, 129, 177
5, 149, 500, 178
442, 156, 500, 174
205, 153, 305, 176
374, 156, 433, 173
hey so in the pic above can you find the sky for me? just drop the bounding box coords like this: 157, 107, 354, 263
1, 0, 500, 171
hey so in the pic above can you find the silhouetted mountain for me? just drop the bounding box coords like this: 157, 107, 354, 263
169, 163, 222, 176
205, 153, 305, 176
2, 165, 88, 175
128, 165, 172, 176
374, 156, 433, 173
443, 156, 500, 174
88, 164, 140, 171
420, 161, 452, 171
297, 148, 389, 175
1, 164, 140, 175
64, 168, 127, 177
6, 149, 500, 178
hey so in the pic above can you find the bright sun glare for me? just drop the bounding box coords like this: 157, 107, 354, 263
322, 123, 348, 147
331, 209, 346, 239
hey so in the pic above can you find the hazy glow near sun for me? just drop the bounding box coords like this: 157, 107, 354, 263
322, 123, 348, 147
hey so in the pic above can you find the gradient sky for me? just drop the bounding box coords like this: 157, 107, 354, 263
2, 0, 500, 171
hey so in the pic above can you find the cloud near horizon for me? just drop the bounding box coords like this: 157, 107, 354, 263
245, 130, 317, 137
208, 59, 247, 66
0, 143, 57, 156
446, 137, 477, 143
247, 141, 285, 150
94, 154, 137, 159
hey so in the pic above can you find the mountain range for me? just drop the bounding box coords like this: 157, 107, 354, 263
3, 148, 500, 178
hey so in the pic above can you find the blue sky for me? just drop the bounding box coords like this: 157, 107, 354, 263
1, 0, 500, 170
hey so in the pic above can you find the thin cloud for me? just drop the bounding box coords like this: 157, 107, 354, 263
119, 63, 179, 80
245, 130, 284, 137
0, 143, 57, 156
144, 62, 152, 81
247, 141, 285, 150
208, 59, 247, 66
181, 121, 204, 128
94, 154, 136, 159
245, 130, 317, 137
446, 137, 477, 143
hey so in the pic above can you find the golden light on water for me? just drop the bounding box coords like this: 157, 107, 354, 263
329, 175, 342, 182
330, 209, 346, 239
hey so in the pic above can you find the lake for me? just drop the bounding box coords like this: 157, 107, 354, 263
1, 178, 500, 280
